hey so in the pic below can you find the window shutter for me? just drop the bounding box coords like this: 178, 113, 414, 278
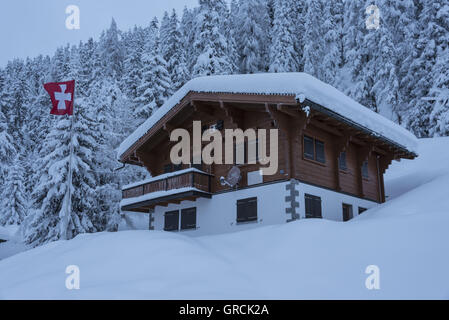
305, 194, 322, 218
304, 135, 315, 160
339, 152, 347, 170
181, 207, 197, 230
314, 197, 322, 218
362, 161, 369, 178
164, 210, 179, 231
315, 140, 325, 163
237, 197, 258, 223
342, 204, 353, 221
305, 195, 312, 218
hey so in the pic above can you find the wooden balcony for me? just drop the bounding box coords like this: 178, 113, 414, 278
121, 169, 213, 212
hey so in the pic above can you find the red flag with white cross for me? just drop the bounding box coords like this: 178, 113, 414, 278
43, 80, 75, 116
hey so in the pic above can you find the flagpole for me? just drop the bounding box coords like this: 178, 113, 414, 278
64, 111, 74, 240
62, 89, 75, 241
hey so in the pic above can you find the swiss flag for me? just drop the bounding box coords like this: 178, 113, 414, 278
44, 80, 75, 116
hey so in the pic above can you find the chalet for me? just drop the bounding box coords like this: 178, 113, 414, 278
117, 73, 418, 235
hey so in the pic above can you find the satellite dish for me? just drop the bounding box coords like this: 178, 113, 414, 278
220, 166, 241, 188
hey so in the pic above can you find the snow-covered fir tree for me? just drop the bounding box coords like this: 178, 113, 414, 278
99, 18, 124, 79
406, 0, 449, 137
0, 155, 27, 225
429, 47, 449, 137
269, 0, 299, 72
303, 0, 324, 78
24, 99, 101, 245
192, 0, 233, 76
0, 106, 15, 187
234, 0, 270, 73
160, 9, 189, 90
135, 18, 172, 121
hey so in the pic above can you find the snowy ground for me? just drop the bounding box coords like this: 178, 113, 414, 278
0, 138, 448, 299
0, 225, 29, 261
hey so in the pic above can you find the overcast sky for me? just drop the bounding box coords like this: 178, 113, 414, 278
0, 0, 198, 67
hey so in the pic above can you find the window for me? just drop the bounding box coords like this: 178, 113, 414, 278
362, 161, 369, 178
342, 204, 353, 221
305, 194, 322, 218
181, 207, 197, 230
237, 197, 258, 223
303, 135, 325, 164
339, 152, 347, 170
358, 207, 367, 215
315, 140, 325, 163
304, 135, 315, 160
164, 210, 179, 231
163, 164, 173, 174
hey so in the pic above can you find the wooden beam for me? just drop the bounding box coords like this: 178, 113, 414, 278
276, 104, 302, 118
333, 134, 353, 191
356, 145, 374, 197
219, 101, 241, 128
310, 119, 344, 137
191, 101, 215, 116
135, 150, 156, 175
162, 123, 176, 138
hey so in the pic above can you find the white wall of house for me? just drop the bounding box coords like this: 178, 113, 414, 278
153, 181, 287, 237
297, 182, 377, 221
151, 180, 378, 236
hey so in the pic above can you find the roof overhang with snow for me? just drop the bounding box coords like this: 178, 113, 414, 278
117, 73, 418, 162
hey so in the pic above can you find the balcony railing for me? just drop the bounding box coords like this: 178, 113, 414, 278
122, 169, 212, 200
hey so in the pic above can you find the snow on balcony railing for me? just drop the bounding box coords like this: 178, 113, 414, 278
122, 168, 213, 200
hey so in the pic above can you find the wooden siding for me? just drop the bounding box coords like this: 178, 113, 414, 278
123, 96, 409, 204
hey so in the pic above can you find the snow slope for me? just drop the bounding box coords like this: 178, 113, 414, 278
0, 225, 29, 261
0, 138, 448, 300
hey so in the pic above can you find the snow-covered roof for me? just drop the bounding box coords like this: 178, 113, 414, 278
118, 73, 418, 159
122, 168, 211, 190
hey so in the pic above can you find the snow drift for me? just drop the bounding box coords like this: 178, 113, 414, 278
0, 138, 448, 299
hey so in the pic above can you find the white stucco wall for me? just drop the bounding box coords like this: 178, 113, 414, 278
297, 182, 377, 221
153, 181, 287, 237
151, 180, 379, 236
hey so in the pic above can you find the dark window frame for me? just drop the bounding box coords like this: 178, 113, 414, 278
339, 152, 348, 171
305, 194, 322, 219
303, 135, 326, 164
303, 135, 315, 160
342, 203, 353, 222
358, 207, 367, 215
362, 161, 369, 178
181, 207, 197, 230
315, 139, 325, 164
164, 210, 179, 231
236, 197, 258, 223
